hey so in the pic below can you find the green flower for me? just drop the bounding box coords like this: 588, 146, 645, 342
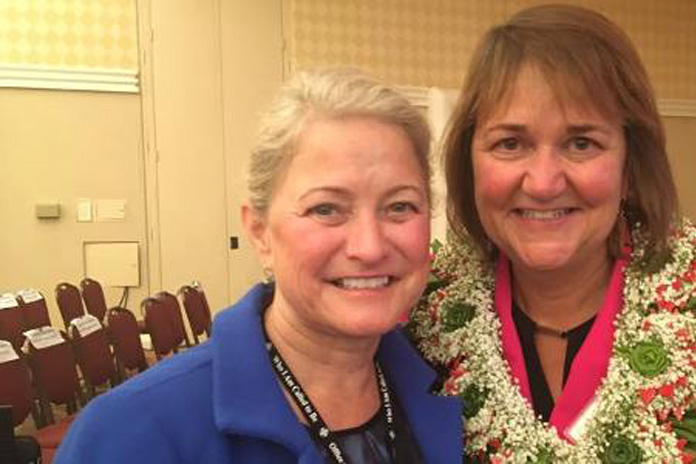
672, 410, 696, 456
627, 340, 669, 377
430, 239, 443, 254
686, 297, 696, 312
601, 436, 643, 464
460, 384, 488, 419
424, 274, 447, 295
441, 301, 475, 332
529, 449, 554, 464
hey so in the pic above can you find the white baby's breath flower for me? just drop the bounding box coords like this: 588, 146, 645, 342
410, 219, 696, 462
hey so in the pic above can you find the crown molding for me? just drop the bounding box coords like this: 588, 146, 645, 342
657, 99, 696, 118
0, 63, 139, 93
397, 86, 696, 118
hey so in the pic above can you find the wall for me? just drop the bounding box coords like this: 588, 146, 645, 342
0, 89, 147, 326
0, 0, 138, 69
666, 117, 696, 219
288, 0, 696, 99
140, 0, 284, 309
144, 0, 230, 312
219, 0, 285, 300
0, 0, 144, 325
0, 0, 285, 321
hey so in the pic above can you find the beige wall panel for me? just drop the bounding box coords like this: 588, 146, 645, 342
288, 0, 696, 99
0, 0, 138, 69
665, 117, 696, 221
148, 0, 230, 311
0, 89, 147, 325
219, 0, 284, 303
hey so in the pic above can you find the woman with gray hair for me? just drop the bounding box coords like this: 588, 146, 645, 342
55, 69, 462, 464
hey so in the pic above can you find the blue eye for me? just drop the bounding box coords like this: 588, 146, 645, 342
309, 204, 337, 216
390, 202, 416, 213
385, 201, 419, 222
305, 203, 347, 225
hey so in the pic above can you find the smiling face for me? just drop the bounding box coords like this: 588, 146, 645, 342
245, 117, 430, 342
471, 65, 627, 275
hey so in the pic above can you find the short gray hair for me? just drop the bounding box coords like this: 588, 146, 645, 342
247, 68, 432, 213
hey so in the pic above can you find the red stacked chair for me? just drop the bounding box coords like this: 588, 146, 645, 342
0, 294, 25, 353
142, 297, 177, 360
54, 283, 85, 330
155, 291, 191, 350
68, 315, 118, 397
79, 278, 108, 323
0, 349, 71, 462
107, 307, 148, 377
25, 328, 84, 421
16, 289, 51, 331
178, 283, 212, 344
24, 328, 83, 461
0, 343, 35, 427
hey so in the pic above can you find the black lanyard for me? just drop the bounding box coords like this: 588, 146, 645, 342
266, 342, 398, 464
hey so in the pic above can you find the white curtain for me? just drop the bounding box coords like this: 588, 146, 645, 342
427, 87, 460, 243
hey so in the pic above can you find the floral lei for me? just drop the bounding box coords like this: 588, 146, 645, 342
409, 219, 696, 463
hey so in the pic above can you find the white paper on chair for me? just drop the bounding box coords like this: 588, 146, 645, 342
0, 293, 18, 309
24, 327, 64, 350
70, 314, 102, 337
16, 288, 43, 303
0, 340, 19, 363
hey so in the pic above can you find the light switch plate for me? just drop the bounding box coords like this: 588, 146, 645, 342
77, 198, 93, 222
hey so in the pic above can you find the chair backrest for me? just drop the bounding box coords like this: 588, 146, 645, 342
16, 289, 51, 331
69, 317, 115, 392
26, 329, 82, 410
0, 344, 33, 427
107, 307, 148, 373
80, 278, 108, 323
179, 284, 212, 343
55, 283, 85, 329
142, 297, 176, 359
0, 294, 25, 352
155, 291, 190, 348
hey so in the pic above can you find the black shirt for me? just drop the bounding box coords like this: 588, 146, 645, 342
309, 394, 425, 464
511, 302, 596, 421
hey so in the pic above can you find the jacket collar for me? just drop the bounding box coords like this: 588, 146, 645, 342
211, 284, 315, 459
378, 330, 463, 464
211, 283, 462, 463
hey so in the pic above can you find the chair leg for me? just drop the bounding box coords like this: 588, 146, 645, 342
40, 396, 54, 425
86, 383, 96, 399
76, 388, 87, 408
67, 400, 76, 415
30, 398, 46, 429
118, 358, 126, 383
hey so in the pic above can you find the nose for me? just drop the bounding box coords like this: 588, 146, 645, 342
344, 212, 388, 263
521, 146, 567, 199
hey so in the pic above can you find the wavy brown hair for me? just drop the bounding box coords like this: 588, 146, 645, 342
444, 4, 678, 261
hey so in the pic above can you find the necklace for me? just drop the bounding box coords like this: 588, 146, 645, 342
410, 220, 696, 463
516, 304, 596, 339
266, 341, 398, 464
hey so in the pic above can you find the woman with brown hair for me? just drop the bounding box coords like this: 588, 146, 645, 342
411, 4, 696, 462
